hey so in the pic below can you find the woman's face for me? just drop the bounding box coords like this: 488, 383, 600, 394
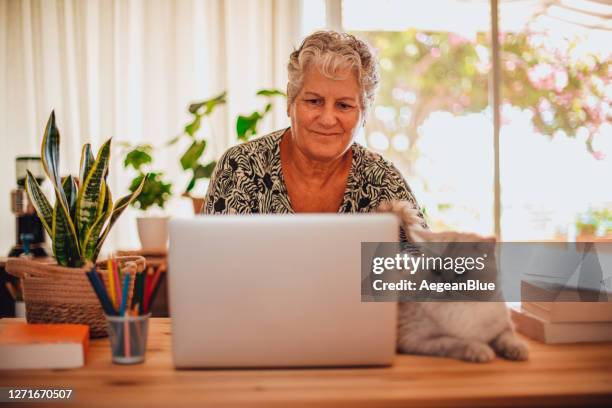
287, 65, 363, 163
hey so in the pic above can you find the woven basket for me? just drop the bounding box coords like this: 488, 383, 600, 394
5, 256, 146, 338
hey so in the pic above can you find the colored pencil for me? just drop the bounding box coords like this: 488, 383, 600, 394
143, 270, 152, 314
86, 268, 116, 315
138, 271, 146, 315
146, 270, 165, 313
112, 257, 121, 309
91, 267, 117, 315
139, 272, 144, 311
113, 258, 123, 282
107, 258, 117, 309
118, 273, 130, 316
97, 270, 107, 296
124, 317, 130, 358
131, 271, 141, 310
132, 305, 142, 353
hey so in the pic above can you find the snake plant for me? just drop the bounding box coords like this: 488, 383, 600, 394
25, 111, 146, 267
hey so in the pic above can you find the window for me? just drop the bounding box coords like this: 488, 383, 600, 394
301, 0, 612, 240
499, 3, 612, 240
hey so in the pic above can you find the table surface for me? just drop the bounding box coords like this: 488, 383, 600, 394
1, 318, 611, 407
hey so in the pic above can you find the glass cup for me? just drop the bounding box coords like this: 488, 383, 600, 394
105, 313, 151, 364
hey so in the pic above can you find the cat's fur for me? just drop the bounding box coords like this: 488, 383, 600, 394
378, 201, 529, 363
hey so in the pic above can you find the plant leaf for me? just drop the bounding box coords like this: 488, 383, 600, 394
93, 174, 147, 261
79, 144, 95, 186
236, 112, 261, 141
76, 138, 111, 240
166, 134, 183, 146
184, 114, 202, 137
188, 91, 227, 115
256, 89, 285, 97
180, 140, 206, 170
52, 190, 82, 267
96, 178, 107, 219
83, 182, 113, 261
123, 146, 152, 170
62, 175, 78, 224
116, 141, 132, 149
203, 91, 227, 115
24, 170, 52, 237
193, 161, 216, 180
185, 177, 196, 193
41, 111, 64, 200
130, 172, 173, 211
41, 111, 80, 255
128, 173, 146, 194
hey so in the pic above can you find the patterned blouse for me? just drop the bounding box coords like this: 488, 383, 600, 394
202, 128, 426, 228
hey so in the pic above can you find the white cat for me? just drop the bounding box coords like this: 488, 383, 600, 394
378, 201, 529, 363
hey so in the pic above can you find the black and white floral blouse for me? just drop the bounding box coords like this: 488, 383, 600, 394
202, 128, 426, 227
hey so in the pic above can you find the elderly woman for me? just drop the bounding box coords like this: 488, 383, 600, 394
203, 31, 425, 223
201, 31, 531, 364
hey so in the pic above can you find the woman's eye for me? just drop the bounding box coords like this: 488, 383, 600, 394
337, 102, 353, 110
305, 99, 321, 105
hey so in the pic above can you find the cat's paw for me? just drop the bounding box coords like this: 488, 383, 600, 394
453, 341, 495, 363
493, 335, 529, 361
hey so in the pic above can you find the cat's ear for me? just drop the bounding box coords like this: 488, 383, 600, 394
376, 200, 395, 212
466, 233, 497, 243
407, 227, 430, 243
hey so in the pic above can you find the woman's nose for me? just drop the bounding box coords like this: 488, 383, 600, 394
318, 104, 338, 127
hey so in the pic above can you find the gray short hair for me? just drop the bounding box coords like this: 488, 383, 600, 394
287, 31, 379, 115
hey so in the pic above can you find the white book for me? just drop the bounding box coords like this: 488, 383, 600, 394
511, 307, 612, 344
521, 280, 612, 322
522, 301, 612, 323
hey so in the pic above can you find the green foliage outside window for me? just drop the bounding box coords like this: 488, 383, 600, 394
354, 29, 609, 158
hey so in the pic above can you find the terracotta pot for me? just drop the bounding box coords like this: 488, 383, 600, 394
190, 197, 205, 214
182, 192, 205, 214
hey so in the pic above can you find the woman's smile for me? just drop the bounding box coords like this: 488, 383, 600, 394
310, 130, 342, 137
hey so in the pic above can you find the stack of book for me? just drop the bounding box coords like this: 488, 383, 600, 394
511, 280, 612, 344
0, 323, 89, 369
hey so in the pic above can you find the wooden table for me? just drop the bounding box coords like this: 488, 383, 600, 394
1, 318, 611, 407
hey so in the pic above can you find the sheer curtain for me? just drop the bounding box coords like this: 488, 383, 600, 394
0, 0, 301, 255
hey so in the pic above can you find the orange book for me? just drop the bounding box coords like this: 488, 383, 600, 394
0, 323, 89, 369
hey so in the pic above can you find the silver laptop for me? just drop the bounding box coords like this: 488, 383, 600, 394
168, 214, 398, 368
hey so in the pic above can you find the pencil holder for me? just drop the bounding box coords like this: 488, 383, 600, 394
105, 313, 151, 364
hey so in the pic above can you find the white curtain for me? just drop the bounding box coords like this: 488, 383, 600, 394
0, 0, 301, 255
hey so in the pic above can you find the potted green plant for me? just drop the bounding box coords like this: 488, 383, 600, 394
174, 89, 285, 213
6, 111, 147, 337
170, 92, 226, 213
123, 144, 173, 251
